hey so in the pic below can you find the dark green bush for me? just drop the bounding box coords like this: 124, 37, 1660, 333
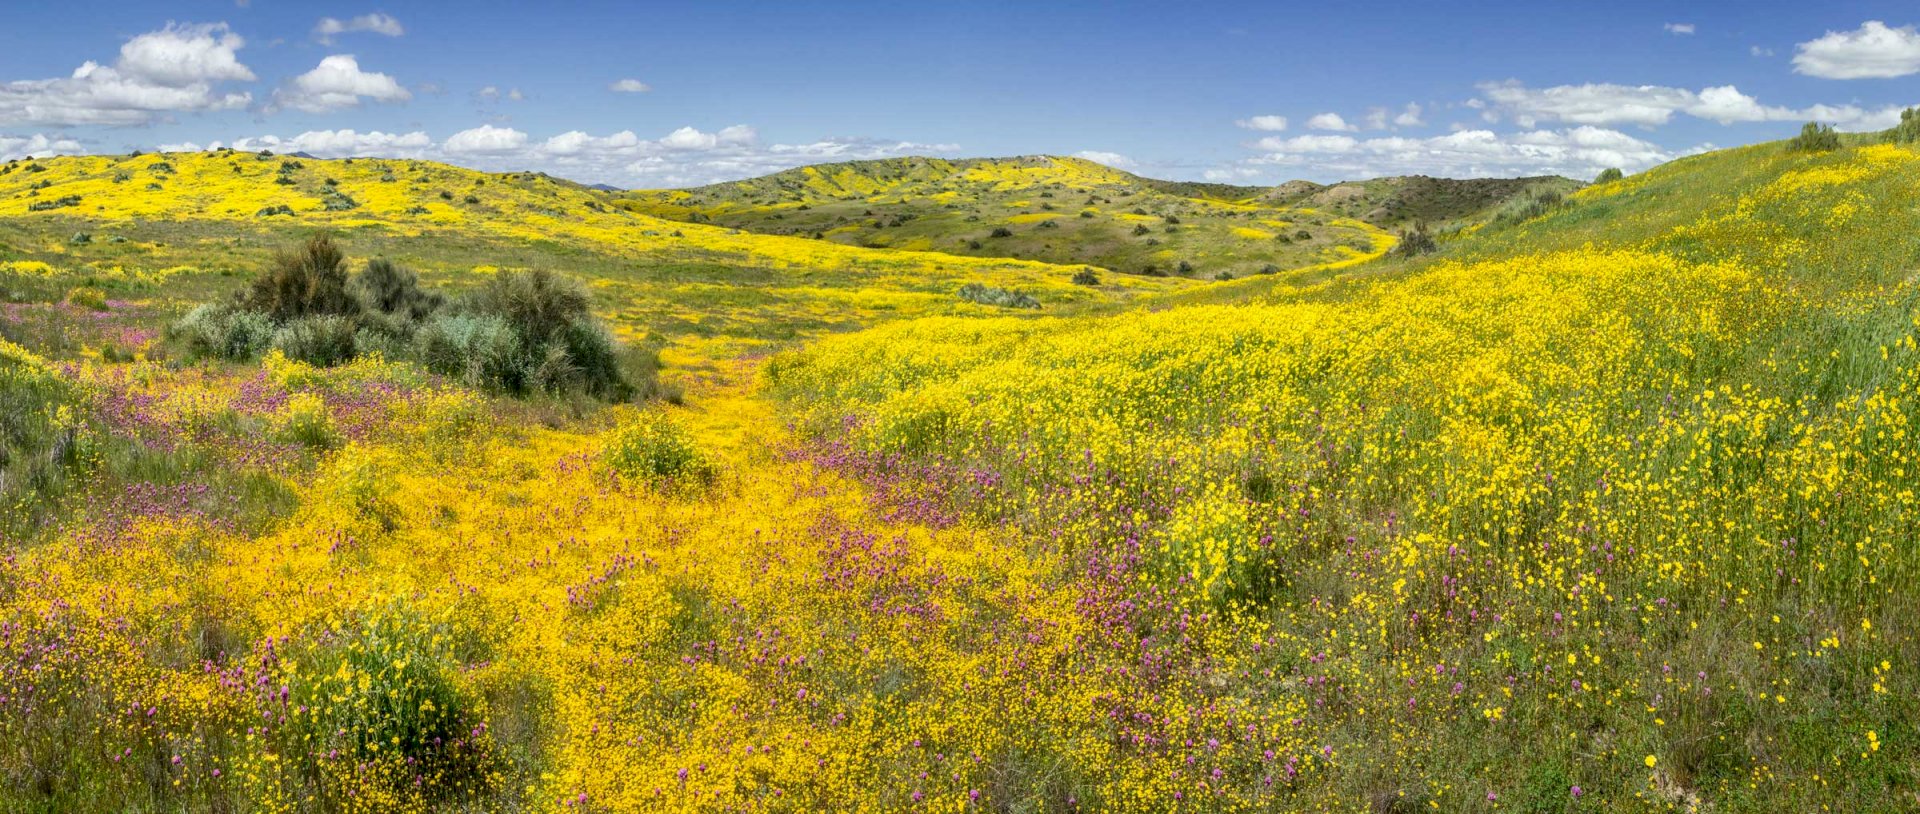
243, 234, 359, 322
1072, 268, 1101, 286
1392, 222, 1439, 257
351, 258, 443, 324
1789, 121, 1840, 153
1593, 167, 1624, 184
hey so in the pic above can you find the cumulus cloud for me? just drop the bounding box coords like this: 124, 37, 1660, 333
230, 129, 433, 156
1071, 150, 1134, 168
1793, 21, 1920, 79
1234, 115, 1287, 131
0, 22, 254, 126
1306, 112, 1357, 131
179, 125, 961, 188
1393, 103, 1425, 127
1478, 80, 1910, 129
1664, 23, 1696, 35
1226, 126, 1678, 181
269, 55, 409, 113
313, 13, 404, 45
609, 78, 652, 93
0, 133, 85, 161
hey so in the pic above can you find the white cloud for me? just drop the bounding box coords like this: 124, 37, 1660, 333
0, 22, 253, 126
1234, 115, 1287, 131
1478, 79, 1911, 129
1794, 21, 1920, 79
1751, 45, 1775, 57
0, 133, 85, 161
230, 129, 433, 157
179, 125, 961, 187
1664, 23, 1695, 35
1306, 112, 1357, 131
609, 78, 652, 93
1072, 150, 1134, 168
1393, 103, 1425, 127
443, 124, 529, 154
1237, 126, 1676, 180
269, 55, 409, 113
313, 13, 404, 45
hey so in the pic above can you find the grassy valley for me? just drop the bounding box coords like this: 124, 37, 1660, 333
619, 155, 1419, 279
3, 118, 1919, 814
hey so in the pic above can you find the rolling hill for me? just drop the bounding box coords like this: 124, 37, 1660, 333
617, 155, 1399, 279
618, 155, 1577, 277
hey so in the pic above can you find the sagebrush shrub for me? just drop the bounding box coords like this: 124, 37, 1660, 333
271, 314, 359, 367
173, 303, 274, 360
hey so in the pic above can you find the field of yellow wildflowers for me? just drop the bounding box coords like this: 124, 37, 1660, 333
1, 133, 1916, 814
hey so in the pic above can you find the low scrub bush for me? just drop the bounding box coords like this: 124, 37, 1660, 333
957, 282, 1041, 309
171, 303, 274, 361
271, 314, 359, 367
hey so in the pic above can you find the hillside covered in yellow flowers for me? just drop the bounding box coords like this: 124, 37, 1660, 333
3, 127, 1920, 814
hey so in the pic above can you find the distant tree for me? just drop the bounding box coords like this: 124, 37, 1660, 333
1593, 167, 1624, 184
989, 227, 1013, 238
1890, 108, 1920, 144
1789, 121, 1841, 153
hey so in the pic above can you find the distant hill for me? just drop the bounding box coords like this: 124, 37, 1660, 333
619, 156, 1577, 277
1263, 174, 1583, 227
617, 156, 1393, 279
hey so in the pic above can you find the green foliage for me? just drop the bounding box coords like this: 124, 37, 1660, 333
171, 303, 275, 361
413, 313, 527, 391
26, 195, 81, 211
64, 286, 108, 312
1593, 167, 1624, 184
243, 234, 359, 322
1391, 222, 1439, 258
1071, 268, 1101, 286
1789, 121, 1841, 153
1888, 108, 1920, 144
276, 603, 496, 801
957, 282, 1041, 309
602, 410, 715, 485
271, 314, 360, 367
351, 258, 443, 324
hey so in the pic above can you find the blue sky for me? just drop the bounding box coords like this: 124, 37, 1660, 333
1, 1, 1917, 187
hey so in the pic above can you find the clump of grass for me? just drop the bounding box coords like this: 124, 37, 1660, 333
1071, 268, 1101, 286
270, 392, 338, 449
272, 602, 497, 804
64, 286, 108, 312
602, 410, 715, 485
